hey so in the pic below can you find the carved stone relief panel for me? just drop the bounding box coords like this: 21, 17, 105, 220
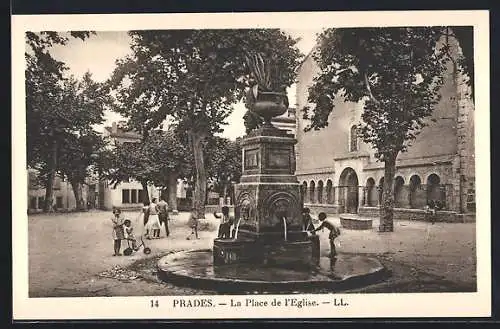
234, 189, 257, 230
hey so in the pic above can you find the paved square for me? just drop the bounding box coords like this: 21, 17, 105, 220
28, 210, 476, 296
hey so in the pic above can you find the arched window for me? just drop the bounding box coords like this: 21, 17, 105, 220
349, 125, 358, 152
409, 175, 423, 209
426, 174, 445, 208
366, 177, 376, 206
309, 181, 316, 204
301, 181, 308, 203
394, 176, 405, 208
326, 179, 333, 204
317, 180, 324, 204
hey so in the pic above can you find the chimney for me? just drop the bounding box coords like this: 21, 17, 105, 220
112, 122, 117, 134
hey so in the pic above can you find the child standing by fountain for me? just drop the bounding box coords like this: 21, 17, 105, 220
313, 212, 341, 258
301, 207, 315, 233
214, 206, 234, 239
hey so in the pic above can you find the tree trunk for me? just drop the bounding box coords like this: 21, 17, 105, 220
167, 173, 178, 214
190, 132, 207, 219
70, 179, 85, 211
43, 139, 57, 212
379, 153, 397, 232
141, 181, 150, 204
223, 181, 229, 200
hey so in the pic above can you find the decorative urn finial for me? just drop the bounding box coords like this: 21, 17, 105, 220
244, 53, 289, 127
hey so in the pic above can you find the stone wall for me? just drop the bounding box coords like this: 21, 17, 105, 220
358, 206, 465, 223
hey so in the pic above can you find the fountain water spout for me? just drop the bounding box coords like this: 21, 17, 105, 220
233, 219, 242, 240
282, 217, 287, 241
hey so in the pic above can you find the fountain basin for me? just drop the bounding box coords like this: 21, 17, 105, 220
158, 249, 388, 293
340, 214, 373, 230
213, 237, 313, 269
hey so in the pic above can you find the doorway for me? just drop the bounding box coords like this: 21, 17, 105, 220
339, 167, 359, 214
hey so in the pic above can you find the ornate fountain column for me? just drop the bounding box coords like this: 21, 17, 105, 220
213, 90, 313, 268
235, 125, 303, 241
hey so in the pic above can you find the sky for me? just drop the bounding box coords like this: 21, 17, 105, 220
49, 29, 323, 140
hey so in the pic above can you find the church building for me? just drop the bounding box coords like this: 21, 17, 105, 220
294, 33, 475, 222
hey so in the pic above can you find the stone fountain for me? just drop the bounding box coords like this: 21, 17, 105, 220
213, 93, 314, 269
157, 91, 388, 293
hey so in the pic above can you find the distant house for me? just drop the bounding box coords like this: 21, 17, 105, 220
98, 121, 160, 210
27, 168, 97, 213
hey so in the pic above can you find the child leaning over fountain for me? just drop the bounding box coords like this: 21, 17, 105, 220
213, 206, 234, 239
313, 212, 341, 258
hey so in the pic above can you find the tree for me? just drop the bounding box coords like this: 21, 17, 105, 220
58, 132, 108, 210
303, 28, 450, 232
103, 128, 190, 206
54, 72, 109, 210
26, 31, 95, 212
108, 29, 302, 218
205, 137, 242, 199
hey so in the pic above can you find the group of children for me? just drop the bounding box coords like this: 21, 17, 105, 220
110, 197, 171, 256
301, 208, 341, 258
111, 204, 342, 258
110, 207, 138, 256
212, 206, 341, 259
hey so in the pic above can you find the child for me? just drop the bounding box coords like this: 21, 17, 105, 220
157, 197, 170, 237
123, 219, 138, 251
301, 207, 315, 234
186, 208, 199, 240
313, 212, 341, 258
111, 207, 125, 256
148, 198, 161, 239
213, 206, 234, 239
141, 201, 150, 238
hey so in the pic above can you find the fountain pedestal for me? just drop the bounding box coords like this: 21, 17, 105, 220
213, 125, 314, 269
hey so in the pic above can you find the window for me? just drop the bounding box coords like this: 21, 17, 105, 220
131, 189, 137, 203
37, 197, 45, 209
122, 189, 130, 204
30, 197, 37, 209
349, 125, 358, 152
326, 179, 333, 204
138, 190, 143, 203
56, 196, 63, 209
53, 176, 62, 190
317, 180, 324, 204
309, 181, 316, 204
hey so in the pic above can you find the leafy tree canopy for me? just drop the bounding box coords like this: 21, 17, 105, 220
107, 29, 302, 136
303, 27, 449, 159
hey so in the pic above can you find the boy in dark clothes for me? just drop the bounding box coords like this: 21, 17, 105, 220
301, 207, 315, 233
214, 206, 234, 239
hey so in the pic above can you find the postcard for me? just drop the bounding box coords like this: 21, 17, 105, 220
12, 10, 490, 320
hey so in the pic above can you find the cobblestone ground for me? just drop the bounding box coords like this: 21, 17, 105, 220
28, 210, 476, 297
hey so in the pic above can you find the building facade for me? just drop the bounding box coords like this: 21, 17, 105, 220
98, 121, 160, 210
27, 170, 95, 213
294, 34, 475, 222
